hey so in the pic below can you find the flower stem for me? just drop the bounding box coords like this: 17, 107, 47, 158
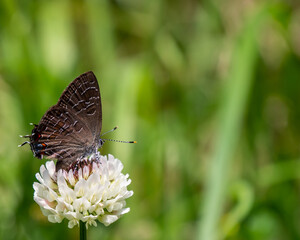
80, 221, 87, 240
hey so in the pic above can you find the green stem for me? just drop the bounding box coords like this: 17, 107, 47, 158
80, 221, 87, 240
196, 6, 266, 240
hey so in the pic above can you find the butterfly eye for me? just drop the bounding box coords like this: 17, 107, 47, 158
35, 143, 46, 151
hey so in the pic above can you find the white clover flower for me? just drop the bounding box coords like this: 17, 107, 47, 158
33, 153, 133, 228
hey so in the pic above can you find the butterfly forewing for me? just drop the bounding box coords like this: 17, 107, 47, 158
57, 71, 102, 140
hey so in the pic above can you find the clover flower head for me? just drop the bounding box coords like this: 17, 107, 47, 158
33, 153, 133, 228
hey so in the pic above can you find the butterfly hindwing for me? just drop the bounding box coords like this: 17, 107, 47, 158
30, 106, 93, 161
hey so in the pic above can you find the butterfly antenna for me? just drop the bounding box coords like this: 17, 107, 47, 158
102, 138, 137, 144
101, 126, 118, 136
101, 126, 137, 143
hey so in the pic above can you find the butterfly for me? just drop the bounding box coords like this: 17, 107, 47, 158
19, 71, 135, 171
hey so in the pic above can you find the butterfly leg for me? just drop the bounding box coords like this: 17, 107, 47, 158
100, 126, 118, 136
19, 134, 31, 138
18, 141, 30, 147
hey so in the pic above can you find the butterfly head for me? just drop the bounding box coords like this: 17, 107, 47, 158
19, 124, 47, 159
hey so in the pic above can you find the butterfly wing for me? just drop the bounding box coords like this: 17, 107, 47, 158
30, 106, 96, 169
57, 71, 102, 142
29, 71, 102, 171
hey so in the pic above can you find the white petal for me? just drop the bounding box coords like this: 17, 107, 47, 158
57, 174, 76, 204
99, 215, 119, 226
64, 211, 77, 220
83, 166, 90, 179
68, 169, 76, 186
116, 207, 130, 216
77, 168, 83, 180
40, 206, 55, 217
35, 173, 44, 185
33, 182, 46, 197
34, 195, 54, 210
122, 190, 134, 199
86, 220, 97, 229
68, 219, 79, 228
39, 164, 46, 176
48, 214, 63, 223
81, 215, 97, 222
74, 178, 87, 197
94, 205, 104, 215
44, 188, 58, 202
45, 161, 56, 179
73, 198, 91, 214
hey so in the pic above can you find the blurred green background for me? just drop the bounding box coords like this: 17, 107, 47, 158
1, 0, 300, 239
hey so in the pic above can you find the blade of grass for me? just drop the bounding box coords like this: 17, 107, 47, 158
196, 6, 266, 240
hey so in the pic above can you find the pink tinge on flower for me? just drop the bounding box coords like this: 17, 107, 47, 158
33, 153, 133, 228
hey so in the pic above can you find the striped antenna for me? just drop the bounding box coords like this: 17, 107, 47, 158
102, 139, 137, 144
100, 126, 136, 143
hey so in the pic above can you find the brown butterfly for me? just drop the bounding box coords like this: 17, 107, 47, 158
19, 71, 135, 171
